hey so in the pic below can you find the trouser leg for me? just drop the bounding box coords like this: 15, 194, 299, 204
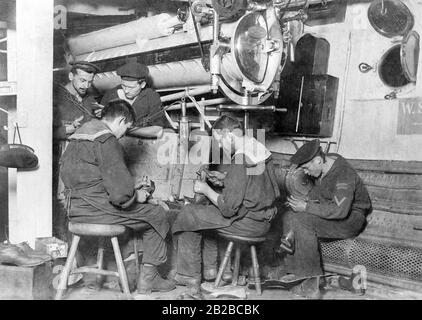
284, 212, 322, 277
284, 210, 366, 277
202, 232, 218, 269
176, 231, 202, 278
141, 226, 167, 266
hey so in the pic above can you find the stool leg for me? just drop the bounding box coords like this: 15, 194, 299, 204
232, 246, 241, 286
96, 237, 105, 287
133, 234, 140, 280
214, 241, 233, 289
55, 235, 80, 300
250, 245, 261, 295
111, 236, 131, 299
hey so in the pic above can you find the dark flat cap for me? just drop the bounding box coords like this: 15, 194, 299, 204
290, 139, 322, 166
70, 61, 101, 73
117, 62, 149, 80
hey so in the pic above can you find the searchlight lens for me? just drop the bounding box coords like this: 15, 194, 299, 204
234, 12, 269, 83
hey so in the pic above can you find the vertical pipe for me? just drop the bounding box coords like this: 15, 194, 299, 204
295, 76, 305, 133
176, 100, 190, 198
211, 9, 221, 93
243, 91, 251, 131
244, 112, 250, 132
181, 99, 187, 118
213, 9, 220, 42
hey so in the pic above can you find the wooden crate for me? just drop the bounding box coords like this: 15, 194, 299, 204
0, 262, 54, 300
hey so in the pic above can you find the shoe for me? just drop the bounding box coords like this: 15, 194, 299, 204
0, 244, 46, 267
278, 230, 295, 255
15, 242, 52, 262
290, 277, 322, 299
137, 264, 176, 294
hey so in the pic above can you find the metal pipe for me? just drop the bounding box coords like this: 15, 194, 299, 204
295, 76, 305, 133
166, 98, 228, 111
273, 0, 334, 9
160, 86, 212, 103
210, 9, 221, 93
216, 105, 284, 112
67, 13, 181, 56
181, 100, 187, 118
213, 8, 220, 42
244, 112, 249, 131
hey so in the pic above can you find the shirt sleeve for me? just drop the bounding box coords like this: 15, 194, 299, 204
306, 178, 356, 220
217, 161, 248, 218
139, 90, 167, 127
53, 103, 67, 141
96, 136, 136, 209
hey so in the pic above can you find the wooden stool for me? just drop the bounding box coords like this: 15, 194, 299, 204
214, 233, 266, 295
55, 222, 134, 300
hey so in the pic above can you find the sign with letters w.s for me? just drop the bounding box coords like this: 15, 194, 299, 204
397, 98, 422, 135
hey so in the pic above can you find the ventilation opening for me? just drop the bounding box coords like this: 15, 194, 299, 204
379, 45, 410, 88
368, 0, 414, 38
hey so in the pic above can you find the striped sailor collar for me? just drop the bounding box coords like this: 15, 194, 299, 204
69, 119, 113, 142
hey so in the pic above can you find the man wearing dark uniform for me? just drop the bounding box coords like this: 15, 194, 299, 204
60, 100, 175, 294
171, 115, 280, 291
279, 139, 372, 298
101, 62, 168, 128
53, 61, 101, 240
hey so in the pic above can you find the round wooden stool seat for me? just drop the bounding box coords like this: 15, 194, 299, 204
217, 232, 266, 244
69, 222, 127, 237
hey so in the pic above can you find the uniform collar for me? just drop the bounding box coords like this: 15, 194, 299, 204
69, 119, 113, 141
233, 135, 272, 166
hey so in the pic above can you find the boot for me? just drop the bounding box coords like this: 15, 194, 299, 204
278, 230, 295, 255
137, 264, 176, 294
203, 266, 232, 282
0, 244, 46, 267
173, 273, 201, 294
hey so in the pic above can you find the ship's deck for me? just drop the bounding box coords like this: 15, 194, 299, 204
62, 274, 422, 300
